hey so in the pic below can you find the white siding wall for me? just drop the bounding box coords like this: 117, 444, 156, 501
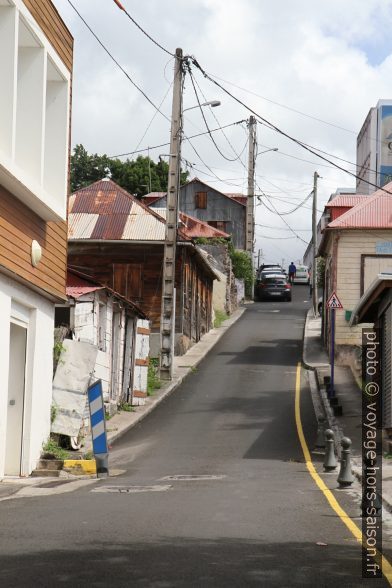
0, 273, 54, 477
334, 231, 392, 346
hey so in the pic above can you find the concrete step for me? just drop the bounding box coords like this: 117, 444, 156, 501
31, 469, 61, 478
37, 459, 64, 471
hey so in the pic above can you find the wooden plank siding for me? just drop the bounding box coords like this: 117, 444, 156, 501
68, 242, 214, 343
328, 230, 392, 347
0, 185, 67, 300
22, 0, 73, 71
0, 1, 73, 301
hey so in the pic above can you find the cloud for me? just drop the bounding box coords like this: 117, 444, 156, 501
53, 0, 392, 263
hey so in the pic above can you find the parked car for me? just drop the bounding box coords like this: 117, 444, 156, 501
255, 274, 292, 302
293, 265, 310, 284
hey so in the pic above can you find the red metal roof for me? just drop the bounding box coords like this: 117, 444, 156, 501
154, 209, 230, 239
327, 181, 392, 229
225, 193, 247, 205
325, 194, 367, 208
66, 271, 103, 299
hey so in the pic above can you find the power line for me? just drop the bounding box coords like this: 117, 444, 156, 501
66, 0, 170, 122
189, 58, 392, 195
109, 120, 245, 158
187, 67, 243, 162
111, 0, 174, 57
131, 83, 172, 155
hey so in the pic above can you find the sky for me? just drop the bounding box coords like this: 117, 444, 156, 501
53, 0, 392, 266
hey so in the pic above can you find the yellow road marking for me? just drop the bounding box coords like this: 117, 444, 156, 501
295, 362, 392, 585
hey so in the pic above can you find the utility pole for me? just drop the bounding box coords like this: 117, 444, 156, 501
159, 48, 183, 380
246, 116, 256, 295
312, 171, 319, 316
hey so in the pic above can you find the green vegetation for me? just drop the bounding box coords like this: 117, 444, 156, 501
50, 404, 58, 425
148, 358, 161, 396
214, 309, 229, 328
71, 144, 189, 197
317, 257, 326, 289
194, 237, 229, 245
119, 402, 135, 413
229, 245, 253, 297
42, 438, 69, 460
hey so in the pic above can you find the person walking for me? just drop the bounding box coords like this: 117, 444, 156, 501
288, 262, 296, 284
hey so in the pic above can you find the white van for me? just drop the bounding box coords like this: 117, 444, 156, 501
293, 265, 309, 284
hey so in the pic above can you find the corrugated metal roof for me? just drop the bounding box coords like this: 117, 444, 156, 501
225, 193, 247, 205
66, 271, 103, 298
154, 209, 230, 239
328, 181, 392, 229
68, 179, 166, 241
143, 180, 247, 207
326, 194, 367, 208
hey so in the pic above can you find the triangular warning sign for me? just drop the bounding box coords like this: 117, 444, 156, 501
327, 291, 343, 309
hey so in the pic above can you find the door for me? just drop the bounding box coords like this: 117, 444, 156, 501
5, 322, 27, 476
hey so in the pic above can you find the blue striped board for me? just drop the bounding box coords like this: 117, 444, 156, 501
87, 380, 108, 457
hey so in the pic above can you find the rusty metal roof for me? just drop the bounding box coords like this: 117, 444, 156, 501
328, 181, 392, 229
225, 193, 247, 205
154, 209, 230, 239
68, 179, 167, 241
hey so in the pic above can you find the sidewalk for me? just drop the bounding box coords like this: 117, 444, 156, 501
303, 309, 392, 514
85, 305, 248, 451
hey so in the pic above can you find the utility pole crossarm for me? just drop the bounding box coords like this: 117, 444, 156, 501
159, 48, 183, 380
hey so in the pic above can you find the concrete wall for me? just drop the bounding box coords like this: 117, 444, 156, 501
0, 273, 54, 477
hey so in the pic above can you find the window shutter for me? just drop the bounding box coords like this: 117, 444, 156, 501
195, 192, 207, 209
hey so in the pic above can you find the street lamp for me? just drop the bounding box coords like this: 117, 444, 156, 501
257, 147, 278, 157
183, 100, 221, 113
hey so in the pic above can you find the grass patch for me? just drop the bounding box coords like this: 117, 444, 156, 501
119, 402, 135, 412
148, 358, 161, 396
214, 309, 229, 328
42, 438, 69, 460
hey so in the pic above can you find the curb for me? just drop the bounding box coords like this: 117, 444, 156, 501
302, 311, 392, 515
86, 306, 247, 450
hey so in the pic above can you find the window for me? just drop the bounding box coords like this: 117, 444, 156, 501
207, 220, 227, 232
55, 306, 70, 328
195, 192, 207, 209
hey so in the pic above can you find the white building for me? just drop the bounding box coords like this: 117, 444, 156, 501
0, 0, 72, 477
357, 99, 392, 194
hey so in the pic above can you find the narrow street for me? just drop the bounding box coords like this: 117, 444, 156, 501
0, 287, 390, 587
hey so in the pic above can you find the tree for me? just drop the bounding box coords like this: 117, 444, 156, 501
70, 144, 189, 197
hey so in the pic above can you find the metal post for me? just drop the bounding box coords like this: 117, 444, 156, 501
159, 48, 183, 381
312, 172, 319, 316
330, 308, 335, 397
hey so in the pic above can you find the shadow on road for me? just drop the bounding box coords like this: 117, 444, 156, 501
0, 539, 384, 587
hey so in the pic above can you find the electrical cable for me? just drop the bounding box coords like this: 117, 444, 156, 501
109, 120, 245, 158
189, 58, 392, 195
111, 0, 174, 57
131, 83, 173, 155
66, 0, 171, 122
187, 67, 243, 162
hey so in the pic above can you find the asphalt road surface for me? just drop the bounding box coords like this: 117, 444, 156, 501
0, 286, 390, 587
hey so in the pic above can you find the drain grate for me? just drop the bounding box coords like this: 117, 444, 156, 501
160, 474, 226, 481
91, 485, 171, 494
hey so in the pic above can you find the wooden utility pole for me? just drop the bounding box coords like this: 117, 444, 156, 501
159, 48, 183, 380
246, 116, 256, 255
312, 171, 319, 316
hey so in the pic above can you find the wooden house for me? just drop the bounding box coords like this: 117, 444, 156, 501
143, 178, 246, 250
318, 182, 392, 371
0, 0, 72, 477
67, 179, 221, 357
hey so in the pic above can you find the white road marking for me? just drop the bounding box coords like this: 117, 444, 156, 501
160, 475, 226, 481
92, 485, 171, 493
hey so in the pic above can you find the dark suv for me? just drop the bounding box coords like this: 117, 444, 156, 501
255, 274, 292, 302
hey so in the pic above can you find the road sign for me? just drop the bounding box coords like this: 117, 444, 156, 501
327, 291, 343, 309
87, 380, 109, 477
